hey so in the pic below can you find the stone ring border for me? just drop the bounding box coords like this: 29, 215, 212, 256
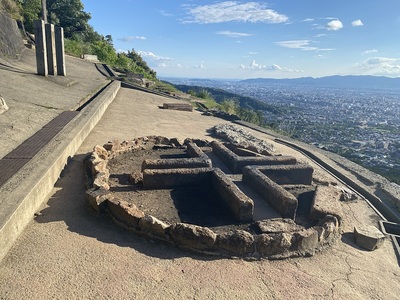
85, 136, 341, 259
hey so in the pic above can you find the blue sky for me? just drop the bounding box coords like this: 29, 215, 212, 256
81, 1, 400, 79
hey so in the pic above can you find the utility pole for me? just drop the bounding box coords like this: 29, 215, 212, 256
41, 0, 47, 23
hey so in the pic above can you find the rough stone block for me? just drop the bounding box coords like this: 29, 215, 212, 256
85, 188, 111, 212
106, 198, 145, 229
93, 170, 110, 190
233, 147, 263, 157
93, 144, 109, 160
138, 215, 170, 239
243, 167, 298, 219
296, 228, 319, 256
163, 103, 193, 111
354, 225, 386, 251
186, 143, 212, 166
255, 218, 303, 234
211, 168, 254, 222
103, 140, 122, 152
234, 156, 297, 174
255, 233, 293, 256
141, 157, 210, 171
142, 167, 212, 189
216, 230, 254, 256
212, 141, 296, 173
257, 164, 314, 185
167, 223, 216, 250
310, 185, 343, 224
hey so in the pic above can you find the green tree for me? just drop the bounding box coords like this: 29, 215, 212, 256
18, 0, 41, 32
47, 0, 91, 39
126, 49, 157, 78
90, 39, 117, 65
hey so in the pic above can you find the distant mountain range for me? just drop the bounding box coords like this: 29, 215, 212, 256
240, 75, 400, 90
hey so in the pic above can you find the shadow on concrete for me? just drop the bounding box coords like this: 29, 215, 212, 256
0, 62, 32, 74
340, 232, 367, 251
34, 153, 219, 261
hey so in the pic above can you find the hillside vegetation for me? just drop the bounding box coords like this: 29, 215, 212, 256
0, 0, 157, 80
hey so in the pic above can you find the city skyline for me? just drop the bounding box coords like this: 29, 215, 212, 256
81, 0, 400, 79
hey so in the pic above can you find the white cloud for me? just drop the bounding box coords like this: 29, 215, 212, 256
240, 60, 303, 73
193, 62, 206, 69
352, 19, 364, 27
302, 18, 314, 22
276, 40, 334, 51
362, 49, 378, 55
248, 51, 258, 55
185, 1, 288, 24
326, 19, 343, 31
216, 30, 254, 38
137, 51, 172, 62
118, 36, 147, 42
355, 57, 400, 76
160, 10, 173, 17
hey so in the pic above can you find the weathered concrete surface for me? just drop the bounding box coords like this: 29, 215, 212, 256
0, 57, 399, 299
0, 48, 109, 159
0, 80, 120, 263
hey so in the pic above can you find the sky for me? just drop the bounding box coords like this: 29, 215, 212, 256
81, 0, 400, 79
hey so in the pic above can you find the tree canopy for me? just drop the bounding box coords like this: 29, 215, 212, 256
46, 0, 92, 39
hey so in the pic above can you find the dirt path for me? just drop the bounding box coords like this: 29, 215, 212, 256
0, 87, 399, 299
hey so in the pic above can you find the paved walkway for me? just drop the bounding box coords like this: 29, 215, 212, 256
0, 49, 109, 159
0, 81, 399, 299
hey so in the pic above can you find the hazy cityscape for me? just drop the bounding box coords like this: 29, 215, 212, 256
165, 77, 400, 183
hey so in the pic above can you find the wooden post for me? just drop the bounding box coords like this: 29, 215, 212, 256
45, 23, 57, 75
55, 27, 66, 76
34, 20, 48, 76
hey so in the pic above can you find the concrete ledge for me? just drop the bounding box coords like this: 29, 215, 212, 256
0, 80, 120, 262
243, 166, 298, 219
212, 141, 296, 173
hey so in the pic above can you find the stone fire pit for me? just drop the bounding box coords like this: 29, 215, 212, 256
85, 135, 343, 259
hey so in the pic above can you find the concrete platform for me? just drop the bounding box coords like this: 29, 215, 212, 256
0, 51, 399, 299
